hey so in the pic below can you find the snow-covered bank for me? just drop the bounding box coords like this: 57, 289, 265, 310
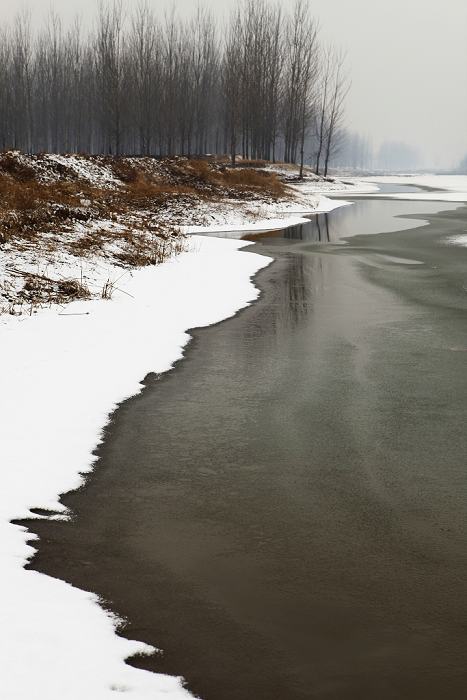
183, 195, 352, 237
0, 235, 271, 699
180, 188, 356, 236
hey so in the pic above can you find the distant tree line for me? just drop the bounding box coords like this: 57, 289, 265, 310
376, 141, 420, 172
457, 154, 467, 173
0, 0, 348, 175
330, 134, 428, 174
330, 130, 373, 171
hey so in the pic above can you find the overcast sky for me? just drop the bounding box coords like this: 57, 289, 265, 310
3, 0, 466, 169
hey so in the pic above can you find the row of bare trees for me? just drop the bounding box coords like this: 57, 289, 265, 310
0, 0, 347, 174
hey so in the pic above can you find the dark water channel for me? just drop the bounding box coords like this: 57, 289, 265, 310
24, 190, 467, 699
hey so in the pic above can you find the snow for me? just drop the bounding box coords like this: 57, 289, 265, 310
178, 191, 319, 235
182, 195, 352, 238
447, 235, 467, 247
289, 178, 379, 196
46, 153, 119, 187
367, 174, 467, 191
315, 196, 352, 213
184, 215, 311, 236
0, 235, 272, 699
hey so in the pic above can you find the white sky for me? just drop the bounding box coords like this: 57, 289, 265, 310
4, 0, 467, 168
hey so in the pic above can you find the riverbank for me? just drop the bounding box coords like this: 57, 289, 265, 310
0, 155, 367, 699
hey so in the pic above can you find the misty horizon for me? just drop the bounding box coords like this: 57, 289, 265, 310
0, 0, 465, 169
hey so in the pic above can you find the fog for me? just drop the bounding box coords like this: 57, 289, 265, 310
2, 0, 466, 169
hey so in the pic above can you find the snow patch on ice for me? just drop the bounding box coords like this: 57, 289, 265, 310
184, 215, 310, 237
360, 175, 467, 202
446, 234, 467, 247
315, 196, 352, 213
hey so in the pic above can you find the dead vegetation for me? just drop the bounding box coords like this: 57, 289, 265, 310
6, 267, 91, 309
0, 152, 287, 247
102, 156, 287, 208
0, 151, 290, 313
153, 158, 287, 200
114, 228, 186, 267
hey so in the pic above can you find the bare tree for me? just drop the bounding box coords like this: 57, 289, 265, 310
63, 18, 90, 152
129, 2, 161, 155
323, 50, 348, 176
266, 6, 284, 163
282, 0, 319, 172
11, 10, 33, 151
314, 47, 332, 176
95, 1, 127, 155
0, 29, 12, 150
222, 8, 242, 165
189, 7, 218, 155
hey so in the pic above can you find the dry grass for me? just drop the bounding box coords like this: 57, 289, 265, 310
0, 152, 37, 182
6, 267, 91, 307
0, 152, 286, 286
0, 173, 103, 244
115, 231, 186, 267
68, 228, 115, 257
119, 171, 196, 207
0, 152, 295, 314
218, 167, 285, 197
109, 160, 139, 184
0, 154, 286, 241
235, 159, 268, 168
155, 158, 287, 200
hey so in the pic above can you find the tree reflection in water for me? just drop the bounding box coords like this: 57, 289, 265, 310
282, 213, 333, 243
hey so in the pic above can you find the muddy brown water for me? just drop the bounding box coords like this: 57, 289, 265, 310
23, 193, 467, 699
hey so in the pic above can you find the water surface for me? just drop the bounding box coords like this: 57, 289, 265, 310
242, 198, 452, 245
